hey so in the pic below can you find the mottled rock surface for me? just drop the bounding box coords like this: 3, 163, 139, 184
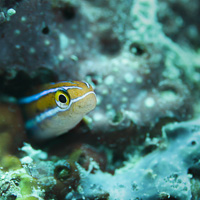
0, 0, 199, 147
0, 0, 200, 199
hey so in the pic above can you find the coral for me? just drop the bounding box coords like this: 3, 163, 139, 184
158, 0, 200, 49
0, 144, 53, 199
191, 179, 200, 200
77, 119, 200, 200
0, 167, 44, 200
0, 0, 197, 141
1, 155, 21, 171
2, 119, 200, 199
0, 0, 199, 199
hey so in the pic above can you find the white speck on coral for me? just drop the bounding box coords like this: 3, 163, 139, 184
144, 97, 155, 108
44, 40, 50, 46
122, 87, 128, 93
136, 76, 143, 83
29, 47, 36, 54
104, 75, 115, 85
7, 8, 16, 17
131, 61, 139, 69
93, 112, 104, 122
59, 33, 69, 49
101, 88, 109, 95
121, 96, 128, 103
15, 45, 21, 49
21, 16, 27, 22
106, 104, 113, 110
58, 54, 64, 61
113, 67, 119, 72
86, 32, 92, 39
14, 29, 21, 35
124, 73, 134, 83
70, 55, 78, 61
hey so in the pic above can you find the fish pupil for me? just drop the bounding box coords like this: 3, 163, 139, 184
59, 94, 67, 103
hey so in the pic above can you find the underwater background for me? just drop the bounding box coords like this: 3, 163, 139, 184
0, 0, 200, 199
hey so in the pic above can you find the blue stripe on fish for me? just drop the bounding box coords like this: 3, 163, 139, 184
18, 86, 82, 104
25, 91, 96, 129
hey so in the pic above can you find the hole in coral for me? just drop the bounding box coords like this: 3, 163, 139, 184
91, 78, 98, 86
99, 32, 121, 55
191, 140, 197, 146
61, 3, 76, 20
188, 167, 200, 179
11, 177, 20, 186
2, 0, 22, 8
132, 183, 138, 191
129, 42, 146, 56
158, 196, 178, 200
6, 195, 17, 200
148, 117, 178, 139
86, 73, 100, 86
54, 165, 71, 181
42, 26, 50, 34
77, 153, 86, 166
158, 84, 180, 103
142, 144, 158, 155
159, 85, 178, 94
112, 111, 124, 124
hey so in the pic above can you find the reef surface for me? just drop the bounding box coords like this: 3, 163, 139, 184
0, 0, 200, 199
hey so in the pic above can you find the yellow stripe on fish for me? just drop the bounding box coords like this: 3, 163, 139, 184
18, 81, 96, 140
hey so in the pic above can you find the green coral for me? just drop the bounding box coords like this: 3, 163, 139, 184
0, 144, 49, 199
1, 155, 22, 171
0, 168, 44, 200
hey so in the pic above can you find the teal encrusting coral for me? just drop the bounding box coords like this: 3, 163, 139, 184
78, 119, 200, 199
1, 119, 200, 199
0, 0, 200, 199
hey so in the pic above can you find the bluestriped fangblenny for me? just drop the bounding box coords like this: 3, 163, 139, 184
18, 81, 96, 140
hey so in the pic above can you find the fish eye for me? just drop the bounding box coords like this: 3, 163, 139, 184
55, 90, 70, 109
59, 94, 67, 103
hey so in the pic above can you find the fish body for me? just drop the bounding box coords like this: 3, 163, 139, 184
19, 81, 96, 140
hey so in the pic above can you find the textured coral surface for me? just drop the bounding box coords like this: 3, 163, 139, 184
0, 0, 200, 199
